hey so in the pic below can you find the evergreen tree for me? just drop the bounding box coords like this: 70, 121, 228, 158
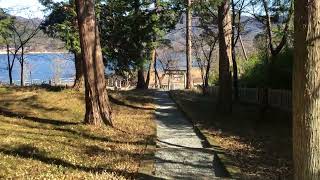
99, 0, 180, 88
40, 0, 84, 90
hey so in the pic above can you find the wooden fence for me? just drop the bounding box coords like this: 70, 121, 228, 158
0, 78, 75, 86
206, 86, 292, 111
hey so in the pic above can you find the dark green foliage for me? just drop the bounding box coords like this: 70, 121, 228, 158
269, 48, 293, 89
239, 48, 293, 89
40, 1, 80, 54
0, 9, 13, 45
41, 0, 181, 77
239, 54, 268, 88
99, 0, 152, 75
99, 0, 180, 76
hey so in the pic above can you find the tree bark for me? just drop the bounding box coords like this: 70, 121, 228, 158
204, 60, 211, 89
75, 0, 112, 127
239, 35, 248, 61
146, 49, 156, 89
154, 55, 162, 88
202, 43, 215, 95
154, 51, 160, 88
73, 52, 84, 90
136, 66, 147, 89
6, 44, 13, 85
20, 46, 24, 86
204, 50, 212, 93
218, 0, 232, 113
203, 60, 211, 95
293, 0, 320, 179
231, 0, 239, 101
186, 0, 193, 89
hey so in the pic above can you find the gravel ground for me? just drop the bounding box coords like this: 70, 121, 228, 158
153, 91, 227, 180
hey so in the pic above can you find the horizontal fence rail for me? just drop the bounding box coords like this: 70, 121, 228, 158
0, 78, 75, 86
205, 86, 292, 111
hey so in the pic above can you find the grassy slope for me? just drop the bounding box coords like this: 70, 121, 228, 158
170, 90, 292, 179
0, 86, 156, 179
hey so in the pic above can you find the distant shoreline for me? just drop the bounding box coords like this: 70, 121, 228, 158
0, 51, 69, 55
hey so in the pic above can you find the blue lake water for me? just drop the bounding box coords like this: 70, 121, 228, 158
0, 53, 75, 84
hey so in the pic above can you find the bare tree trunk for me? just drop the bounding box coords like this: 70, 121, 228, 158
203, 60, 211, 95
204, 52, 212, 89
6, 44, 13, 85
75, 0, 112, 127
137, 66, 147, 89
239, 35, 248, 61
293, 0, 320, 179
262, 0, 293, 59
218, 0, 232, 113
203, 46, 214, 95
154, 51, 159, 88
186, 0, 193, 89
262, 0, 274, 57
20, 46, 24, 86
231, 0, 239, 101
146, 49, 156, 88
73, 52, 84, 90
154, 54, 162, 88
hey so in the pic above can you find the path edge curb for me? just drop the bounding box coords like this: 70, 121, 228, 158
136, 141, 156, 179
168, 91, 241, 179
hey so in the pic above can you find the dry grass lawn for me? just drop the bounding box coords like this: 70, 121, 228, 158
0, 86, 156, 179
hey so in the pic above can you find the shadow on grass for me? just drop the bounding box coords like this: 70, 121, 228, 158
30, 85, 69, 92
0, 108, 79, 126
0, 95, 69, 113
5, 85, 69, 92
109, 96, 155, 111
53, 127, 150, 146
0, 112, 151, 148
0, 144, 133, 177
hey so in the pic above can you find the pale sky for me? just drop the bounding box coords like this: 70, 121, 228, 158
0, 0, 59, 19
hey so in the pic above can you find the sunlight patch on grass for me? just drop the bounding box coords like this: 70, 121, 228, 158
0, 86, 156, 179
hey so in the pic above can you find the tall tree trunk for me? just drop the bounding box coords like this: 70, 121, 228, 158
75, 0, 112, 127
146, 49, 156, 88
154, 51, 159, 88
204, 63, 210, 89
203, 61, 211, 95
293, 0, 320, 179
262, 0, 293, 59
186, 0, 193, 89
154, 54, 162, 88
239, 35, 248, 61
218, 0, 232, 113
20, 46, 24, 86
231, 0, 239, 101
137, 66, 147, 89
6, 44, 13, 85
73, 52, 84, 90
204, 52, 212, 89
203, 47, 213, 95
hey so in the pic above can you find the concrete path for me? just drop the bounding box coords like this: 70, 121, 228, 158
153, 91, 227, 180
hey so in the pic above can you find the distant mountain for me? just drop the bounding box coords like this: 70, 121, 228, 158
166, 14, 262, 47
162, 14, 263, 68
0, 16, 66, 53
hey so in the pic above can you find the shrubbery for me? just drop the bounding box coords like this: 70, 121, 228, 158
239, 48, 293, 90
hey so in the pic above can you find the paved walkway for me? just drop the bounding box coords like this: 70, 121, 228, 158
153, 91, 227, 180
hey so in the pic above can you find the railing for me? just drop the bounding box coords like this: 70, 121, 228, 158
106, 78, 133, 90
0, 78, 75, 86
206, 86, 292, 111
